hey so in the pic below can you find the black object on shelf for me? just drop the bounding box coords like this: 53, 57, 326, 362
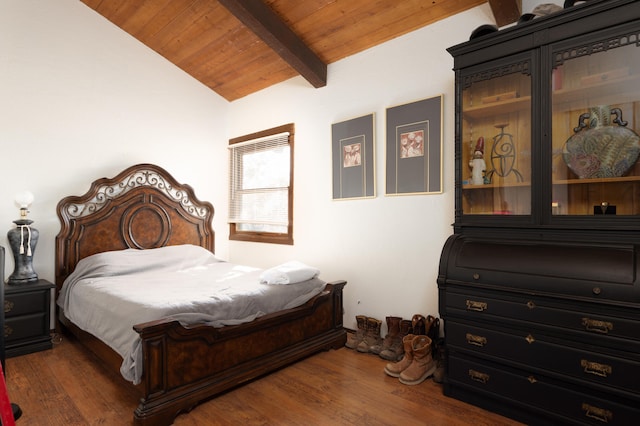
594, 203, 616, 215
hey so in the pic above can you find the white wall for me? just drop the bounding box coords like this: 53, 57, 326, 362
0, 0, 230, 285
227, 4, 496, 332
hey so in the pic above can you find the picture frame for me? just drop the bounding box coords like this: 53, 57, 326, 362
385, 95, 443, 195
331, 113, 376, 200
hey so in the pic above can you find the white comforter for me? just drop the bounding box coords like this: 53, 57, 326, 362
57, 244, 325, 384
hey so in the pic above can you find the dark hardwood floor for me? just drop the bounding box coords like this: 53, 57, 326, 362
5, 334, 522, 425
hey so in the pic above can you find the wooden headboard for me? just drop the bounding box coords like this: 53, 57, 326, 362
55, 163, 215, 291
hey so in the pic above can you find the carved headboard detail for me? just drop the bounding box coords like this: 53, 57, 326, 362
55, 163, 214, 289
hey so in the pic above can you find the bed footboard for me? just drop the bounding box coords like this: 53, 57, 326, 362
134, 281, 346, 426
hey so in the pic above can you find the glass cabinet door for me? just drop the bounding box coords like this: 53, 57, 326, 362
551, 33, 640, 217
461, 59, 532, 216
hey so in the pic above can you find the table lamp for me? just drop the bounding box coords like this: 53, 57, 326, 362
7, 191, 38, 284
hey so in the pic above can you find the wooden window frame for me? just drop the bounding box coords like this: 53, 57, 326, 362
229, 123, 294, 245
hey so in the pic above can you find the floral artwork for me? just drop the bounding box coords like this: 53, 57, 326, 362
400, 131, 425, 158
343, 143, 362, 167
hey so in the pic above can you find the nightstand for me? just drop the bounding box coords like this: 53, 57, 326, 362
4, 279, 54, 357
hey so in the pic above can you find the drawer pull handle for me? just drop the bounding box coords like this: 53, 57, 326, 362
581, 359, 612, 378
466, 333, 487, 347
4, 325, 12, 338
4, 300, 13, 313
526, 301, 536, 309
582, 317, 613, 334
525, 334, 535, 344
466, 300, 487, 312
468, 369, 489, 384
527, 376, 537, 384
582, 403, 612, 423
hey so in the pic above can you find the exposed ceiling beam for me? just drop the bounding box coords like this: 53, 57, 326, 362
488, 0, 522, 27
218, 0, 327, 88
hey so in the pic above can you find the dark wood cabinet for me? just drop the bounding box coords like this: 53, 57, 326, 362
4, 280, 54, 357
439, 1, 640, 424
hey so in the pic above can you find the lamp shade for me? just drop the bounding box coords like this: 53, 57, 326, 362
14, 191, 34, 209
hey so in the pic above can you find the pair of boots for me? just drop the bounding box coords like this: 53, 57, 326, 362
345, 315, 382, 353
384, 334, 436, 385
353, 315, 417, 358
378, 316, 412, 361
347, 314, 441, 359
412, 314, 440, 343
379, 314, 440, 360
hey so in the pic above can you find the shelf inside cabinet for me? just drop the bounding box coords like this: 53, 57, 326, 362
553, 175, 640, 185
463, 96, 531, 119
464, 75, 640, 120
463, 181, 531, 189
552, 74, 640, 111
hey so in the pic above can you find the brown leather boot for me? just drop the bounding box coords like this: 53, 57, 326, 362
432, 337, 446, 384
399, 335, 436, 385
411, 314, 426, 335
375, 316, 401, 357
345, 315, 367, 350
400, 319, 412, 337
357, 317, 382, 353
425, 315, 440, 344
383, 334, 415, 377
380, 318, 410, 361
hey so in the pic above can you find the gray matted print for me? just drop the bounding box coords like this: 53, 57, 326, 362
331, 113, 375, 200
386, 95, 443, 195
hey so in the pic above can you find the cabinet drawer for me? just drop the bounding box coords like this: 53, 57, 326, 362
5, 314, 48, 342
5, 289, 49, 318
442, 237, 640, 303
448, 354, 640, 426
447, 320, 640, 395
444, 289, 640, 347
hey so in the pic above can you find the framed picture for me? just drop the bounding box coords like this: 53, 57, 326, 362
385, 95, 443, 195
331, 113, 375, 200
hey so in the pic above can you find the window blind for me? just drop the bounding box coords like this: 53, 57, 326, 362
228, 132, 290, 228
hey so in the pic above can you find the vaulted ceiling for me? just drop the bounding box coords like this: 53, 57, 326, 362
81, 0, 521, 101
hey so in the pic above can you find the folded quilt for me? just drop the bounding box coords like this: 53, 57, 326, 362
259, 261, 320, 285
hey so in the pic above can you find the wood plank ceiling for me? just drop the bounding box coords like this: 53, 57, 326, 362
81, 0, 521, 101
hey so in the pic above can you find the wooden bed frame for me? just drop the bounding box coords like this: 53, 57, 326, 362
55, 163, 347, 426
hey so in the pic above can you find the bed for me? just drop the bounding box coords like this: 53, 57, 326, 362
55, 163, 347, 426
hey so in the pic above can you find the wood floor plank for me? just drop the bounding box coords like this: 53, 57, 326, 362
5, 335, 523, 425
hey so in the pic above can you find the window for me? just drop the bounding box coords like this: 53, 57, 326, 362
228, 123, 294, 245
